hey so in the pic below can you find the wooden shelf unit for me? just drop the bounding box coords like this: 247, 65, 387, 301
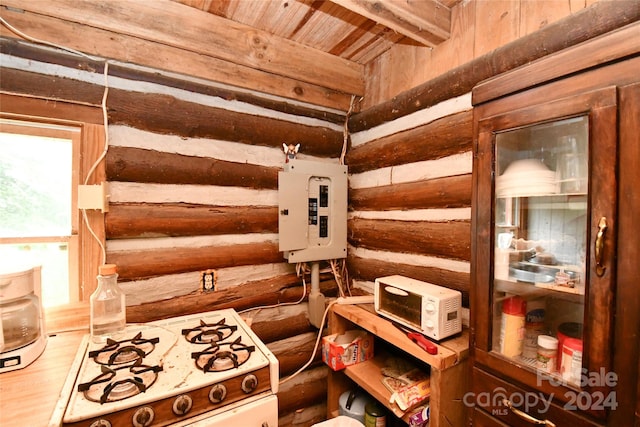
326, 303, 469, 427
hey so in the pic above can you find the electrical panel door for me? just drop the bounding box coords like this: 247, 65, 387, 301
278, 159, 348, 263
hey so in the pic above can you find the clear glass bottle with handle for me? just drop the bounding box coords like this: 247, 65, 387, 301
90, 264, 126, 343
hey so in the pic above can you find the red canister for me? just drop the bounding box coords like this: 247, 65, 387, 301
560, 337, 583, 385
556, 322, 582, 370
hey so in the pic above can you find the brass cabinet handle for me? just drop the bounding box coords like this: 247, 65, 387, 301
595, 217, 608, 277
502, 399, 556, 427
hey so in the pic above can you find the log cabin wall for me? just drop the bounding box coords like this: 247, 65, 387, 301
0, 38, 341, 426
0, 40, 345, 303
2, 1, 639, 426
346, 95, 473, 307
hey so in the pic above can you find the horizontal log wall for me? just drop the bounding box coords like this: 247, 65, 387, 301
346, 93, 473, 304
101, 91, 344, 313
1, 40, 343, 425
246, 304, 329, 426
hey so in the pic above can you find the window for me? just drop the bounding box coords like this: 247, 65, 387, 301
1, 95, 106, 313
0, 119, 80, 307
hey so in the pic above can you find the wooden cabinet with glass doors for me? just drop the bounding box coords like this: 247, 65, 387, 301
470, 26, 640, 427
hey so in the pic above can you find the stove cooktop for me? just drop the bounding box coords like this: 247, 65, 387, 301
56, 309, 278, 425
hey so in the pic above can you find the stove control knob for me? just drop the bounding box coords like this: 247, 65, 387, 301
132, 406, 155, 427
241, 374, 258, 394
209, 383, 227, 403
89, 420, 111, 427
172, 394, 193, 416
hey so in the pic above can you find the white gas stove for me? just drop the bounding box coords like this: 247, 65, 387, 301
49, 309, 279, 427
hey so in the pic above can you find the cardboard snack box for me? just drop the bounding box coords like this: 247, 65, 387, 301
321, 330, 374, 371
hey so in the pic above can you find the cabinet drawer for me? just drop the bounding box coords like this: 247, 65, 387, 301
472, 407, 510, 427
471, 368, 600, 427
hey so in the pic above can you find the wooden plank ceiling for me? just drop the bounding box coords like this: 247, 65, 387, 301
175, 0, 460, 65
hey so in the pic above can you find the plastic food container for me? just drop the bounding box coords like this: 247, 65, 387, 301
536, 335, 558, 373
561, 337, 583, 385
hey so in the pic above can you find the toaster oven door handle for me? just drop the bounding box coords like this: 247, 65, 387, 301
383, 285, 409, 296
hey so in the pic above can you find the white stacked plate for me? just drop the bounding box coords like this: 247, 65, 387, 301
496, 159, 558, 197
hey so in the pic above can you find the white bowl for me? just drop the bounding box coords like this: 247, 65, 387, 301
497, 159, 558, 197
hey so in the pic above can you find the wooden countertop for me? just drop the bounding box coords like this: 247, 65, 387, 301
0, 330, 85, 427
0, 300, 89, 427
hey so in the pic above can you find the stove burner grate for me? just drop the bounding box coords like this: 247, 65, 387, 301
182, 318, 237, 344
77, 360, 163, 404
88, 332, 160, 365
191, 336, 256, 372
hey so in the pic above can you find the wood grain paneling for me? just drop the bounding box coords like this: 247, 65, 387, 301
0, 37, 353, 116
0, 93, 103, 124
0, 0, 364, 95
473, 0, 520, 57
355, 0, 640, 127
612, 82, 640, 427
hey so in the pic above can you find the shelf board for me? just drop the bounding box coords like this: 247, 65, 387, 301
328, 303, 470, 427
495, 278, 584, 301
331, 304, 468, 371
534, 282, 584, 295
343, 354, 429, 423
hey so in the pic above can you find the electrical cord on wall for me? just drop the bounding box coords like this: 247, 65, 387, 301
279, 299, 337, 385
329, 258, 350, 297
238, 262, 308, 315
339, 95, 359, 166
239, 260, 345, 317
1, 15, 111, 266
1, 16, 98, 61
239, 260, 348, 386
81, 60, 111, 266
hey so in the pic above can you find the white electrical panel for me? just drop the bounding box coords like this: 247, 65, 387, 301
278, 159, 348, 263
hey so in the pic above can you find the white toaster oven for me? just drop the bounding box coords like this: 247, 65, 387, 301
374, 275, 462, 340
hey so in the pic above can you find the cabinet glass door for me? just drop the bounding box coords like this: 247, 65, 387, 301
491, 115, 588, 387
473, 78, 618, 425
